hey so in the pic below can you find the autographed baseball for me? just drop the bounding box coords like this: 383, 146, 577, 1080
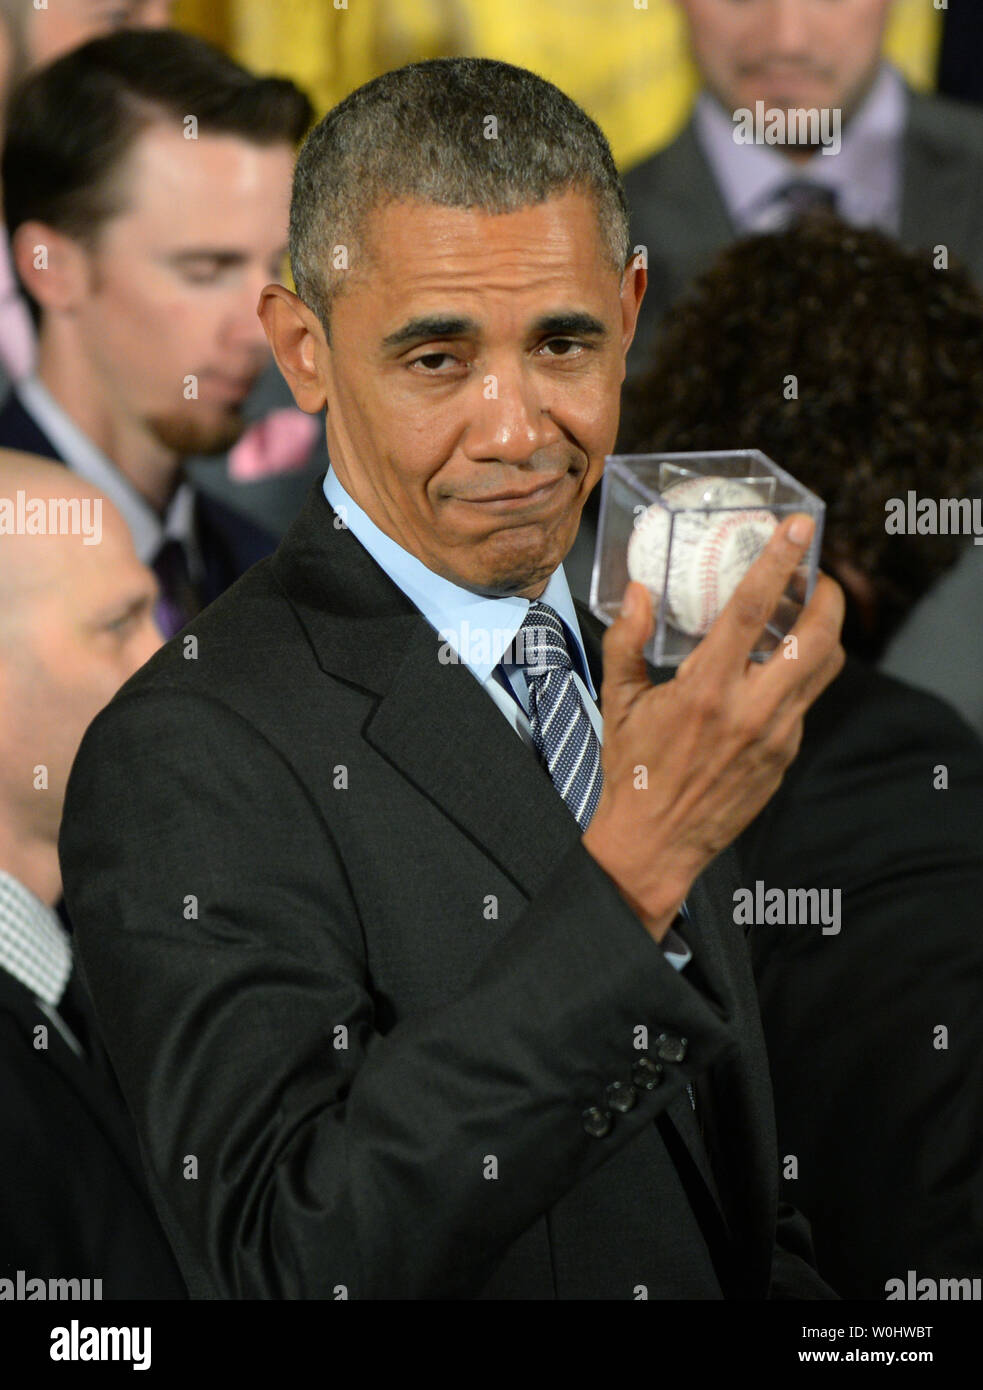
627, 476, 778, 637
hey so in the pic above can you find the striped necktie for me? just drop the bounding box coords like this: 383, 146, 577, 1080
505, 601, 604, 830
775, 179, 838, 228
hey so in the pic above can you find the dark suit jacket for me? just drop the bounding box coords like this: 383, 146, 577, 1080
0, 389, 276, 603
738, 658, 983, 1299
622, 85, 983, 380
58, 478, 835, 1300
0, 961, 187, 1297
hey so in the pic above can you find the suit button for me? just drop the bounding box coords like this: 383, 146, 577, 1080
582, 1106, 613, 1138
631, 1056, 664, 1090
654, 1032, 688, 1063
605, 1081, 637, 1113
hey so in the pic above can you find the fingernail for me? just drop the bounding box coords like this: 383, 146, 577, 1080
788, 515, 814, 546
621, 585, 638, 620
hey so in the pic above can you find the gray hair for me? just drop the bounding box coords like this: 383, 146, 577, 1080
289, 57, 630, 337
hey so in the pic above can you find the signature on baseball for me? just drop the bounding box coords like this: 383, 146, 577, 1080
627, 476, 778, 638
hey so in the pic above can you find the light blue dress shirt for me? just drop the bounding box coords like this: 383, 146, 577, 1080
322, 468, 692, 972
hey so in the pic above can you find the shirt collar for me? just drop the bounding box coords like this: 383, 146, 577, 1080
0, 870, 72, 1008
322, 467, 598, 698
694, 61, 907, 231
16, 374, 199, 569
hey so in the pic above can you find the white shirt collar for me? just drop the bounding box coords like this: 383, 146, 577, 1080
0, 869, 72, 1008
16, 374, 199, 569
323, 467, 598, 697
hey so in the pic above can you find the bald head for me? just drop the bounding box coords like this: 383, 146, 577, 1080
0, 453, 107, 634
0, 450, 161, 889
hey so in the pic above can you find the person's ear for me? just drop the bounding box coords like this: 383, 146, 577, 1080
258, 284, 329, 413
11, 222, 92, 314
619, 253, 647, 358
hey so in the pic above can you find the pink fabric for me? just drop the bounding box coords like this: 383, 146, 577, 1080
0, 235, 36, 382
227, 407, 319, 481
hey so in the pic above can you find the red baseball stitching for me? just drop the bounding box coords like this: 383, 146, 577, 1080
693, 511, 774, 634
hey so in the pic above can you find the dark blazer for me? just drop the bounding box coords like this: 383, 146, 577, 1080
0, 389, 276, 603
622, 85, 983, 380
0, 961, 187, 1297
738, 658, 983, 1299
58, 479, 834, 1300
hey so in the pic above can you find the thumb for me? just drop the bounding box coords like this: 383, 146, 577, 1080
600, 581, 654, 715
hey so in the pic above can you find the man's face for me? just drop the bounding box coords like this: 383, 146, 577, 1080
310, 191, 642, 599
0, 500, 160, 840
677, 0, 895, 122
26, 0, 175, 70
71, 122, 294, 456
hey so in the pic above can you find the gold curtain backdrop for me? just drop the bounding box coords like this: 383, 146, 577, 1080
172, 0, 942, 170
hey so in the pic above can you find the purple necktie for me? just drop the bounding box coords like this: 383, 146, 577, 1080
151, 538, 199, 639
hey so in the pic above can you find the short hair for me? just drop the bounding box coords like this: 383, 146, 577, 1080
620, 218, 983, 656
289, 57, 631, 338
2, 29, 313, 320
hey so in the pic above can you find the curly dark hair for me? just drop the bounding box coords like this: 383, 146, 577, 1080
620, 218, 983, 657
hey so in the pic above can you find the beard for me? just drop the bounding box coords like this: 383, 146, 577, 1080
144, 408, 249, 459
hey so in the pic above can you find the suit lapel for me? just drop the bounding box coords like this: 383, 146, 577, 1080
273, 485, 584, 899
624, 119, 735, 333
901, 93, 976, 258
0, 391, 62, 461
363, 627, 585, 894
0, 967, 152, 1198
652, 121, 736, 249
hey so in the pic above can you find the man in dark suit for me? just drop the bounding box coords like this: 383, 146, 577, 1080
0, 31, 313, 634
59, 57, 846, 1300
623, 0, 983, 376
0, 453, 186, 1297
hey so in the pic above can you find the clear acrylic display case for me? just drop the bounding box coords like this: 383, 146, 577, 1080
589, 450, 825, 666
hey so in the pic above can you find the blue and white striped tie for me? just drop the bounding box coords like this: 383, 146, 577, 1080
507, 601, 603, 830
